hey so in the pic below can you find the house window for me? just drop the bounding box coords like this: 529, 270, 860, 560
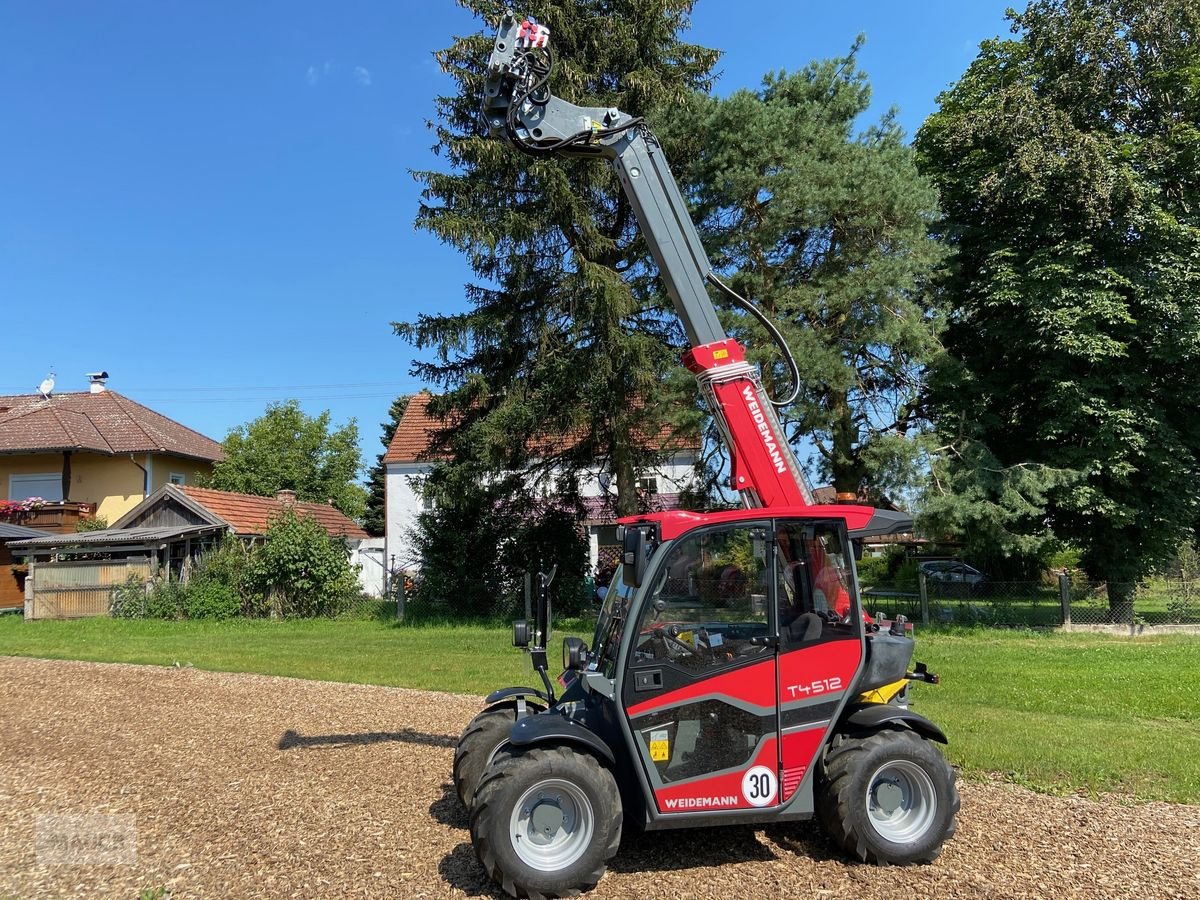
421, 493, 436, 511
9, 473, 63, 502
169, 473, 186, 485
636, 476, 659, 496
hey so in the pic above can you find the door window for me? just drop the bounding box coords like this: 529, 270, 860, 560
775, 522, 858, 650
632, 523, 771, 670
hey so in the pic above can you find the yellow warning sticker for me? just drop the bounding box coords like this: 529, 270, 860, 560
649, 729, 670, 762
713, 349, 729, 359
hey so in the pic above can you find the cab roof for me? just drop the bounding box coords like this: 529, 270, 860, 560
618, 505, 913, 542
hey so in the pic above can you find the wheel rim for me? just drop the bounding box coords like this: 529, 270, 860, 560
508, 777, 594, 872
865, 759, 938, 843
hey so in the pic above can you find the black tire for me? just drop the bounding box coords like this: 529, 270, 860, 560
816, 728, 959, 865
454, 704, 540, 809
470, 746, 622, 899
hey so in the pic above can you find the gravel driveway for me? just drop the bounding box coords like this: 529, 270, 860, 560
0, 657, 1196, 899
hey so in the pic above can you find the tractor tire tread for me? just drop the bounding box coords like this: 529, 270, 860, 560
816, 727, 959, 865
470, 745, 621, 899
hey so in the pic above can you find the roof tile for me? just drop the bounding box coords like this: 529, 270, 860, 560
383, 391, 697, 465
179, 485, 368, 539
0, 392, 223, 461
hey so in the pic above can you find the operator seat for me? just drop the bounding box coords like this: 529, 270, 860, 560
786, 612, 822, 644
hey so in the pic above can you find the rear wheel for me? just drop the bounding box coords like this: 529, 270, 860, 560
470, 746, 621, 899
816, 728, 959, 864
454, 704, 541, 809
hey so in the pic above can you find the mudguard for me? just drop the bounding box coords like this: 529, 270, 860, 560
507, 710, 616, 765
485, 686, 551, 706
839, 703, 948, 744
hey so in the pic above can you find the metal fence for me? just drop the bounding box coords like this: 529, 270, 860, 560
861, 573, 1200, 627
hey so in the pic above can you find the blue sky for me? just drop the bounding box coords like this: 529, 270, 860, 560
0, 1, 1014, 461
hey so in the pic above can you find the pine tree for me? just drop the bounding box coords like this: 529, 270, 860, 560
673, 45, 943, 501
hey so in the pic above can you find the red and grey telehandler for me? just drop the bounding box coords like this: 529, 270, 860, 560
453, 12, 959, 898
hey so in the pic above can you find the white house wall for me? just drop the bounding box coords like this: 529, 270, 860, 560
385, 461, 432, 574
385, 452, 698, 575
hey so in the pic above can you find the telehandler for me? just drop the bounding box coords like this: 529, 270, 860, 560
453, 13, 959, 899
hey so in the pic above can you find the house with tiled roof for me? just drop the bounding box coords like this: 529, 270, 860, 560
10, 484, 375, 618
0, 374, 223, 524
383, 391, 700, 573
112, 484, 368, 541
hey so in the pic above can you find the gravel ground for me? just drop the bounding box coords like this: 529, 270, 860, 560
0, 657, 1197, 900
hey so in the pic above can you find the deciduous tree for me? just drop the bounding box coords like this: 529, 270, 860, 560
915, 0, 1200, 618
206, 400, 367, 520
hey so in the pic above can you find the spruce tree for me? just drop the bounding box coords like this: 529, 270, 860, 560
397, 0, 718, 516
361, 394, 411, 537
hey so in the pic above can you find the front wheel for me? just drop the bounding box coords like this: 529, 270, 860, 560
816, 728, 959, 865
454, 703, 543, 809
470, 746, 621, 899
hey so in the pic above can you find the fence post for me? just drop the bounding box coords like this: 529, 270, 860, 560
396, 576, 406, 621
1058, 571, 1071, 626
918, 572, 929, 625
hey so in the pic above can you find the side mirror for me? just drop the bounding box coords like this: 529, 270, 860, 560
562, 636, 588, 671
622, 527, 648, 588
852, 539, 864, 562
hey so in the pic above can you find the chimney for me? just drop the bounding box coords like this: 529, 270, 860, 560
87, 371, 110, 393
276, 489, 297, 508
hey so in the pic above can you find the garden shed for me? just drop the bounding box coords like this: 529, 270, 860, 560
8, 484, 370, 619
8, 524, 228, 619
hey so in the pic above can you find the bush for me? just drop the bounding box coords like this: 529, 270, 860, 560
408, 475, 589, 620
145, 580, 186, 619
182, 579, 240, 620
110, 574, 149, 618
244, 509, 361, 617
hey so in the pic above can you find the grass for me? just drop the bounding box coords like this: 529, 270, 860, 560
912, 629, 1199, 803
0, 615, 1196, 803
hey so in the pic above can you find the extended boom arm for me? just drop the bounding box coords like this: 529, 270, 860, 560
483, 12, 815, 508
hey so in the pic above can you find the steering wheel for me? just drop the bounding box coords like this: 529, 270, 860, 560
654, 624, 705, 659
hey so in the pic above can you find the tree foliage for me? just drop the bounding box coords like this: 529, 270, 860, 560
396, 0, 717, 517
245, 510, 362, 617
675, 44, 944, 499
915, 0, 1200, 615
408, 471, 590, 619
362, 394, 411, 536
206, 400, 367, 520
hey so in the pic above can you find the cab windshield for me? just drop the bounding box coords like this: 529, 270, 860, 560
591, 565, 634, 673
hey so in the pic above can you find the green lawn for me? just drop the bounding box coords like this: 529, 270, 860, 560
0, 616, 1195, 803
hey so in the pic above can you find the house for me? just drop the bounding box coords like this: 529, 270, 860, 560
383, 392, 700, 574
10, 484, 373, 618
0, 374, 223, 525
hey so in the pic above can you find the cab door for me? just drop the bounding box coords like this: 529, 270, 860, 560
773, 519, 864, 804
621, 521, 783, 816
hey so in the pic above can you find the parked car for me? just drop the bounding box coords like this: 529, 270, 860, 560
918, 560, 988, 591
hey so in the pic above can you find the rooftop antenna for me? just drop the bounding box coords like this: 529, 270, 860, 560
37, 368, 55, 400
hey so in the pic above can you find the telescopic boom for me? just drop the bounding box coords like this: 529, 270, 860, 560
483, 11, 816, 509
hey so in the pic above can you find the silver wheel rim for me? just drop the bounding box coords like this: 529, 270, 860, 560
865, 759, 938, 843
508, 777, 594, 872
